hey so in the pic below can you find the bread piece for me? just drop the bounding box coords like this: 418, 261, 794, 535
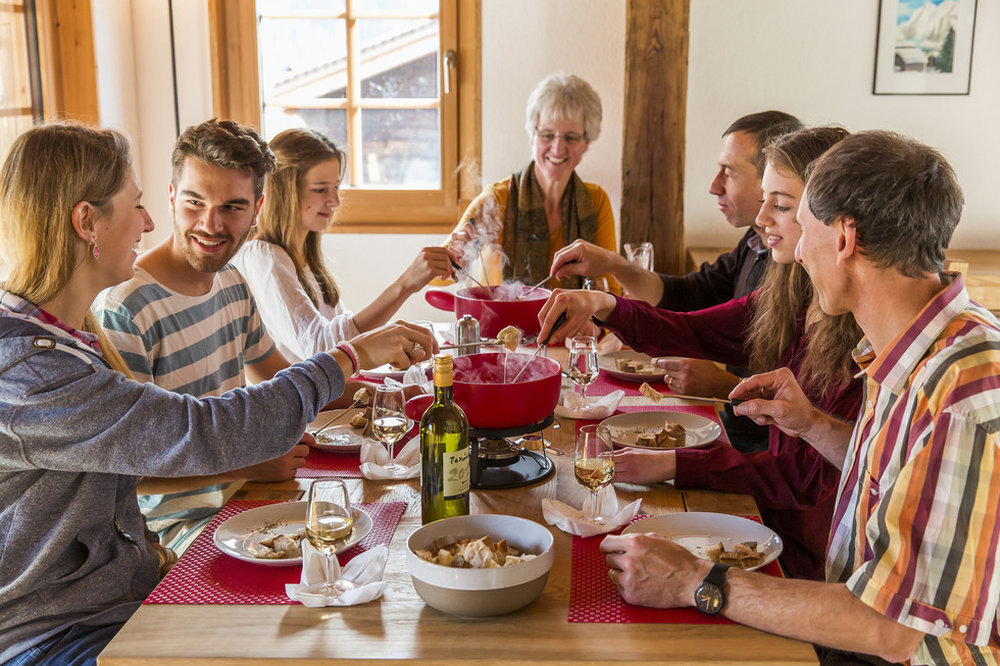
496, 325, 522, 351
639, 381, 664, 402
353, 387, 373, 405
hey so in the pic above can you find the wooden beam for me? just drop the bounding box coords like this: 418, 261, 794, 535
621, 0, 688, 275
34, 0, 99, 124
207, 0, 261, 129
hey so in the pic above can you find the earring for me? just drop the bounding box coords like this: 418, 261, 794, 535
89, 235, 100, 260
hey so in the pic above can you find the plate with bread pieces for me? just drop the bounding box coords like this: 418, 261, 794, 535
599, 410, 721, 450
623, 512, 782, 571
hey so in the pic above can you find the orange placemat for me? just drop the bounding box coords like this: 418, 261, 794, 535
568, 515, 782, 623
145, 499, 406, 605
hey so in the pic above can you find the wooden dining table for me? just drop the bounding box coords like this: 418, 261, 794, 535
99, 346, 818, 665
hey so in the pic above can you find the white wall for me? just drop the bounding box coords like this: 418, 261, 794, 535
684, 0, 1000, 249
96, 0, 999, 322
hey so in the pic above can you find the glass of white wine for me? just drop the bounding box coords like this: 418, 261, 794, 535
372, 384, 411, 477
304, 478, 355, 597
567, 335, 599, 407
574, 424, 614, 523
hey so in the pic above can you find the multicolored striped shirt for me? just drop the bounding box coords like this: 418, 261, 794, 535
827, 275, 1000, 665
96, 264, 276, 553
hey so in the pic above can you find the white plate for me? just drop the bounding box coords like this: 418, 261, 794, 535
213, 502, 372, 566
307, 409, 373, 453
358, 360, 432, 381
599, 351, 669, 382
599, 411, 721, 449
623, 512, 782, 571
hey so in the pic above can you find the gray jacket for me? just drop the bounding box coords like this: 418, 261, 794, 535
0, 314, 344, 660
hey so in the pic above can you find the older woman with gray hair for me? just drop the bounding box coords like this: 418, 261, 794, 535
443, 72, 618, 290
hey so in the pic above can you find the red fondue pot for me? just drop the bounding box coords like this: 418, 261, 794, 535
424, 286, 550, 339
404, 352, 561, 430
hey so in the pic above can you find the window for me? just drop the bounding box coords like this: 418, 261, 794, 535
0, 0, 41, 159
208, 0, 481, 233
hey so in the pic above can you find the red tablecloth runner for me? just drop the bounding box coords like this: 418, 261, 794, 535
145, 499, 406, 605
568, 514, 782, 623
297, 437, 413, 479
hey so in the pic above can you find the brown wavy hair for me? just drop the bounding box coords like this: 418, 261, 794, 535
252, 128, 346, 308
745, 126, 862, 398
0, 121, 135, 375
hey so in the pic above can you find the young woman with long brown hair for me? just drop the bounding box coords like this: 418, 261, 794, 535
538, 127, 862, 581
233, 128, 454, 362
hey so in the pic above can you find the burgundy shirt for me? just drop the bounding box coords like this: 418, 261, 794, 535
602, 293, 863, 580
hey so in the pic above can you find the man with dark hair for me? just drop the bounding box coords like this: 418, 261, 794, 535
602, 131, 1000, 665
98, 119, 344, 553
551, 110, 802, 451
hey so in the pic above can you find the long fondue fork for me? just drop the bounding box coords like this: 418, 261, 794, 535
509, 312, 566, 384
313, 398, 363, 436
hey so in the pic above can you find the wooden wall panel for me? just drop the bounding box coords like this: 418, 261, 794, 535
621, 0, 688, 275
35, 0, 98, 124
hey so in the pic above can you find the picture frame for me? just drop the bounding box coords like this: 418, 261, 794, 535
873, 0, 977, 95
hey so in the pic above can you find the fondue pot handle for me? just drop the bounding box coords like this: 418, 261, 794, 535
424, 289, 456, 312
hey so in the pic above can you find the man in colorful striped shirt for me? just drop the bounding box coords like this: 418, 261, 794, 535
601, 131, 999, 665
97, 119, 311, 554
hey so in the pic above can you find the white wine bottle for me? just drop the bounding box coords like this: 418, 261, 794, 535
420, 354, 470, 524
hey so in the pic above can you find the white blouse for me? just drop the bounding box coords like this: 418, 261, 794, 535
232, 240, 360, 363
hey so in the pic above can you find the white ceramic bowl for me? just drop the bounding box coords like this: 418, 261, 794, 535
405, 514, 555, 616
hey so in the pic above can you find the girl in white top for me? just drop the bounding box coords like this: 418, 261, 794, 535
234, 128, 455, 362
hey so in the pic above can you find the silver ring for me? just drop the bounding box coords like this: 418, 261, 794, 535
411, 342, 422, 354
666, 375, 673, 388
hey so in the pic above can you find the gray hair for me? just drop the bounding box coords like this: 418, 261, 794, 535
805, 130, 962, 278
524, 72, 602, 143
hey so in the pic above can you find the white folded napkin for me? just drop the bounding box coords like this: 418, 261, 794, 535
541, 486, 642, 537
285, 542, 388, 607
554, 387, 624, 420
359, 437, 420, 479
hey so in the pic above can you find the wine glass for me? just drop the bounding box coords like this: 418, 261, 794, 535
567, 335, 599, 406
624, 242, 654, 271
574, 425, 614, 523
372, 384, 411, 477
581, 276, 609, 292
304, 478, 356, 596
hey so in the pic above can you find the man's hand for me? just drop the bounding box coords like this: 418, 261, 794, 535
654, 357, 740, 397
601, 532, 710, 608
348, 320, 439, 370
611, 448, 676, 484
550, 239, 626, 280
538, 288, 617, 344
730, 367, 817, 438
237, 442, 309, 482
398, 246, 456, 292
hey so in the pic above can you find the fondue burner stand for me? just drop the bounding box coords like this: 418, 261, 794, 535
469, 414, 556, 489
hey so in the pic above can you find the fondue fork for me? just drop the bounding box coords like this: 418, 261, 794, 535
312, 398, 364, 436
509, 312, 566, 383
519, 274, 554, 299
449, 257, 494, 299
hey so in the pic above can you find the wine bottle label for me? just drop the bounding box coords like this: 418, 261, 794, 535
442, 447, 470, 499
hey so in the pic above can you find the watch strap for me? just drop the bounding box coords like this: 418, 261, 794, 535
705, 561, 729, 586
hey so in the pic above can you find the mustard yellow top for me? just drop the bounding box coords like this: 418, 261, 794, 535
436, 177, 620, 292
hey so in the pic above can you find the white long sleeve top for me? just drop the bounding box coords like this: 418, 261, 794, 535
232, 240, 360, 362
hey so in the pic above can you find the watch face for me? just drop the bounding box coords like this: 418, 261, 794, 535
695, 582, 724, 615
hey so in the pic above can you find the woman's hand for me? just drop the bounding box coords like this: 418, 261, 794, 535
654, 357, 740, 398
398, 246, 456, 293
612, 448, 676, 484
550, 239, 627, 280
538, 288, 616, 343
348, 320, 439, 370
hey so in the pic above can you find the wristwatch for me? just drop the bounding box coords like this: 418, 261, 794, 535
694, 562, 729, 616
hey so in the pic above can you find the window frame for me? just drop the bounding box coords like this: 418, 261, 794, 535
207, 0, 481, 234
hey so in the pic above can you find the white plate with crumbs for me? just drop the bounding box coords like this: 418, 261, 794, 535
623, 512, 782, 571
214, 502, 372, 566
599, 411, 721, 449
307, 409, 376, 453
599, 350, 669, 382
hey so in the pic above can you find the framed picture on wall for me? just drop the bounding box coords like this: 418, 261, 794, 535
873, 0, 977, 95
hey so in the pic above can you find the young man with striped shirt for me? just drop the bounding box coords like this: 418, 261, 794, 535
98, 119, 315, 554
602, 131, 999, 665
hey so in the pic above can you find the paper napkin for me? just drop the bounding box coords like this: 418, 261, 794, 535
541, 486, 641, 538
359, 437, 420, 480
554, 387, 624, 420
285, 542, 388, 607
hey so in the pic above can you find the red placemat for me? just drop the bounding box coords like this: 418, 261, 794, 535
145, 499, 406, 605
568, 514, 782, 623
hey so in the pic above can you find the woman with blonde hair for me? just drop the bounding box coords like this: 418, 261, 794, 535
0, 122, 432, 665
233, 127, 453, 362
441, 72, 619, 291
538, 127, 863, 581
